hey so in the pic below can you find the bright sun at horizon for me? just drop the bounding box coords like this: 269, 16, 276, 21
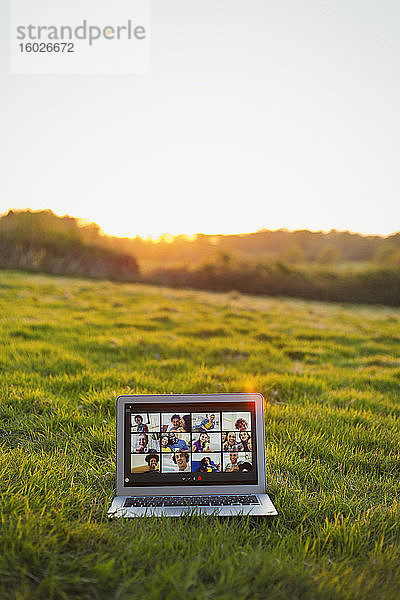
80, 209, 400, 240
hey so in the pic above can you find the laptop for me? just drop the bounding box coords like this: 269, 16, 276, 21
108, 393, 277, 517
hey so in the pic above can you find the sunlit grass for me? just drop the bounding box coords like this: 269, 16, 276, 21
0, 269, 399, 599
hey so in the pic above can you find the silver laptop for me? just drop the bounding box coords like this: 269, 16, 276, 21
108, 393, 277, 518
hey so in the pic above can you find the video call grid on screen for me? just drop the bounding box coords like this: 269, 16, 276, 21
124, 402, 257, 487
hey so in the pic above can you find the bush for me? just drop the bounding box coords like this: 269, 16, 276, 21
146, 259, 400, 306
0, 210, 139, 281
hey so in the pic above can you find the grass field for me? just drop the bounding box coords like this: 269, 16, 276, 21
1, 269, 399, 600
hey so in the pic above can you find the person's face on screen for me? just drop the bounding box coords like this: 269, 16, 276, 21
175, 452, 187, 470
228, 432, 236, 445
172, 417, 180, 428
161, 436, 169, 447
230, 452, 238, 464
135, 416, 142, 425
222, 432, 227, 443
138, 435, 147, 448
200, 433, 208, 444
149, 457, 158, 470
210, 414, 215, 422
240, 431, 249, 442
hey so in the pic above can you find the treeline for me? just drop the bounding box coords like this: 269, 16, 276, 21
1, 209, 400, 305
3, 209, 400, 270
123, 228, 400, 269
0, 210, 139, 281
147, 259, 400, 307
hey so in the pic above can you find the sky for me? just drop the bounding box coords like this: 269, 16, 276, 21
1, 0, 399, 239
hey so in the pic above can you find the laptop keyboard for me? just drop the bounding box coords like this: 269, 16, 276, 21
124, 495, 260, 508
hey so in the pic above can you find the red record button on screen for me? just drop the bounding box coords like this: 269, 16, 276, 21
197, 476, 202, 480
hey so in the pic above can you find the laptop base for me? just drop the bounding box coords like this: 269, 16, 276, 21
108, 494, 277, 518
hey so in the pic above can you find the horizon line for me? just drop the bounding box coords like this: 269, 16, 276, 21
2, 207, 399, 241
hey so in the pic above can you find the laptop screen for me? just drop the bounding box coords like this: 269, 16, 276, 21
123, 401, 258, 487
